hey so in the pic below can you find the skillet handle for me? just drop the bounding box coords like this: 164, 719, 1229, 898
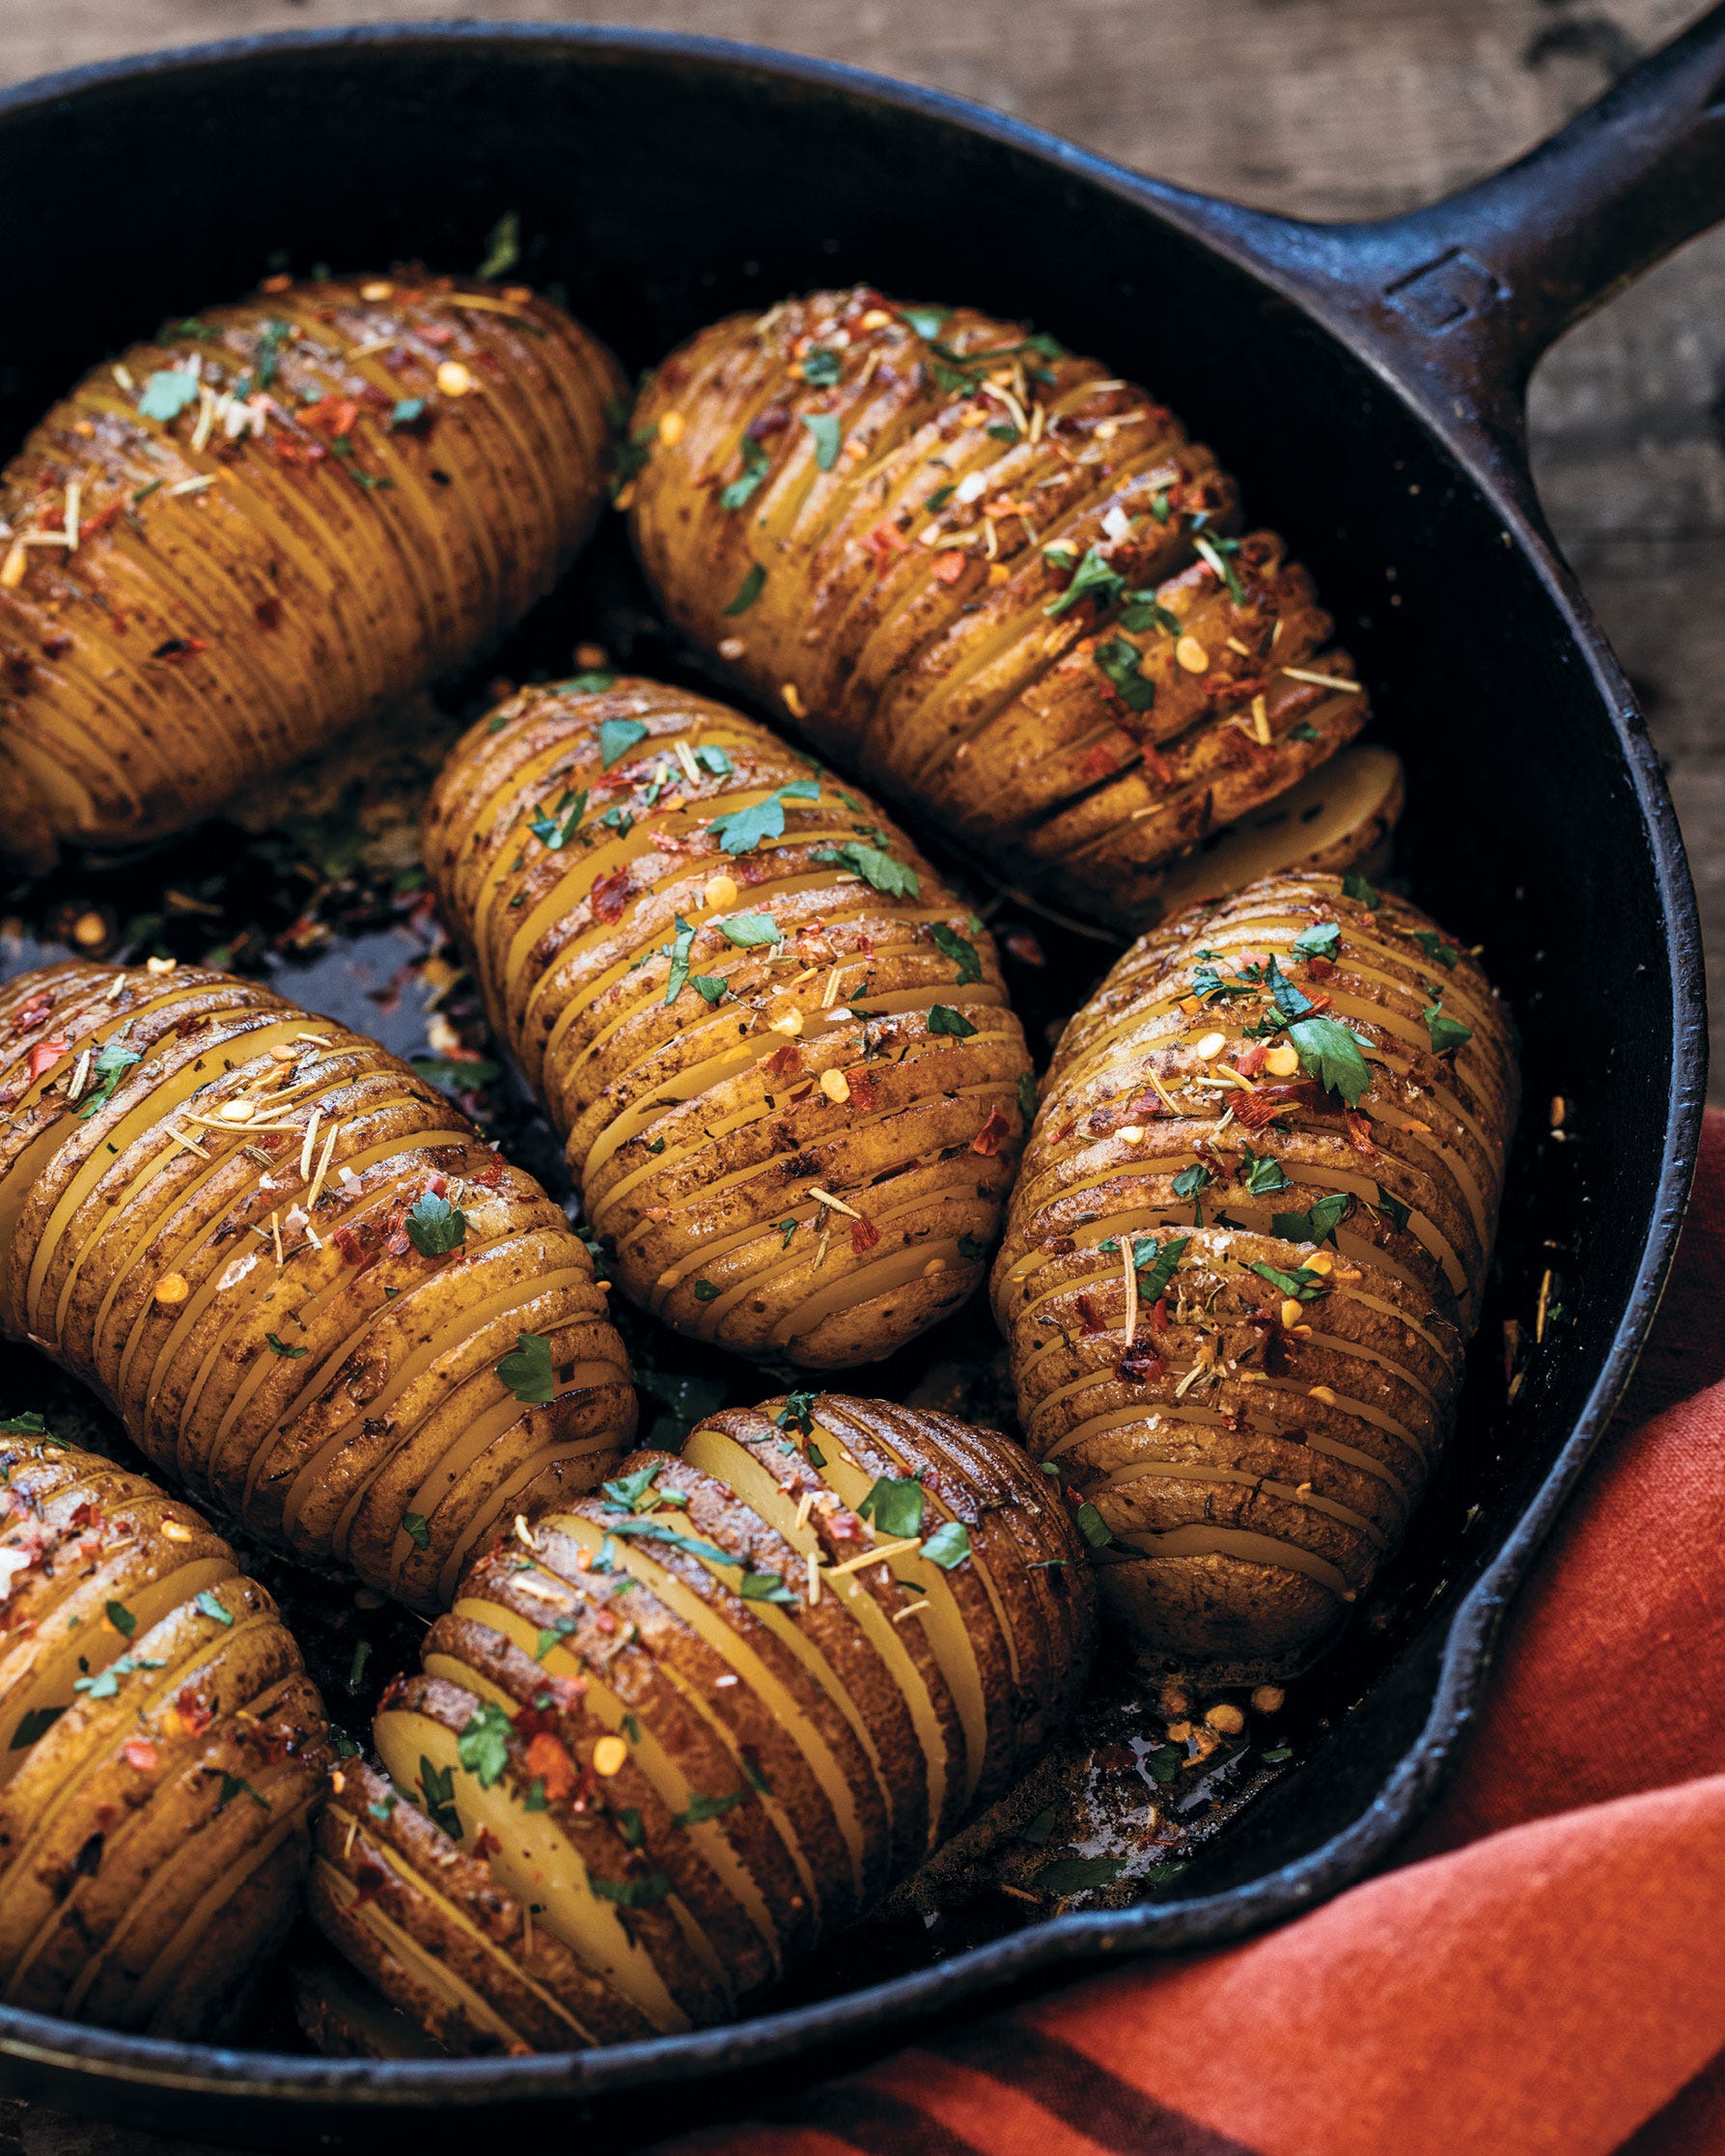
1158, 2, 1725, 486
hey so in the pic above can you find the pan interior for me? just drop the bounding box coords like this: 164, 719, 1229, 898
0, 25, 1693, 2116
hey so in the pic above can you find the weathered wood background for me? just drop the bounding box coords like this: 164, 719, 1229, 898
0, 0, 1718, 2145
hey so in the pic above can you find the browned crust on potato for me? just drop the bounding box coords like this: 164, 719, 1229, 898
992, 870, 1516, 1675
626, 288, 1370, 930
0, 1437, 328, 2037
0, 960, 635, 1606
0, 275, 625, 866
311, 1395, 1093, 2052
422, 677, 1033, 1368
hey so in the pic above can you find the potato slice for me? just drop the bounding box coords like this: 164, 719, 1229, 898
0, 1435, 327, 2037
0, 276, 625, 866
993, 869, 1517, 1678
312, 1401, 1094, 2050
627, 289, 1376, 932
309, 1760, 654, 2054
0, 961, 636, 1606
424, 679, 1034, 1368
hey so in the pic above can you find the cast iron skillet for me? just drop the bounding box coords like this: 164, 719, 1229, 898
0, 10, 1714, 2145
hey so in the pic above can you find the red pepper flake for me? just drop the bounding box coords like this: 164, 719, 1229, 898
764, 1042, 802, 1079
847, 1068, 876, 1112
863, 521, 910, 562
173, 1687, 216, 1739
525, 1731, 579, 1803
1140, 744, 1178, 788
591, 871, 630, 924
929, 550, 967, 586
471, 1825, 502, 1863
1344, 1109, 1378, 1157
271, 437, 328, 468
300, 398, 361, 438
332, 1223, 375, 1267
13, 994, 54, 1033
39, 632, 72, 659
849, 1214, 880, 1255
971, 1106, 1012, 1157
815, 1507, 870, 1562
1235, 1080, 1323, 1131
254, 596, 283, 631
747, 406, 791, 439
1078, 742, 1119, 783
121, 1735, 158, 1772
150, 637, 209, 662
26, 1039, 69, 1081
1076, 1293, 1105, 1336
1306, 954, 1336, 981
1119, 1344, 1165, 1382
473, 1154, 506, 1187
352, 1860, 388, 1907
1149, 1294, 1170, 1334
1233, 1042, 1269, 1078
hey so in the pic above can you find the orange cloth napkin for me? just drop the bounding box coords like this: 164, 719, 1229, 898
664, 1106, 1725, 2156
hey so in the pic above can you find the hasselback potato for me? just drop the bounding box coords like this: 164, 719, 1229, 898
309, 1393, 1094, 2051
0, 961, 635, 1608
992, 870, 1516, 1677
626, 287, 1376, 930
0, 273, 624, 867
424, 677, 1034, 1368
0, 1433, 327, 2035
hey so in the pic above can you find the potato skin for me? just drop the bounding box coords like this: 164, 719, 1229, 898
423, 677, 1034, 1368
306, 1394, 1094, 2053
992, 871, 1517, 1679
0, 961, 635, 1607
627, 287, 1368, 931
0, 274, 624, 867
0, 1436, 328, 2037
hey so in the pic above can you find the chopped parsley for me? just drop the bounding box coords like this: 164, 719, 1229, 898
802, 411, 843, 470
1288, 1016, 1373, 1107
724, 564, 766, 615
496, 1332, 555, 1403
708, 779, 821, 856
405, 1191, 466, 1257
921, 1519, 972, 1569
1095, 633, 1155, 712
858, 1474, 925, 1540
1271, 1191, 1353, 1246
598, 717, 649, 770
458, 1700, 514, 1788
927, 1005, 976, 1037
810, 841, 920, 897
720, 433, 771, 511
929, 923, 983, 983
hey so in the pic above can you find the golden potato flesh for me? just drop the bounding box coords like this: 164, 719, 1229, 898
423, 678, 1034, 1368
626, 288, 1374, 931
307, 1394, 1094, 2051
0, 275, 624, 867
0, 1435, 328, 2037
992, 871, 1517, 1678
0, 961, 635, 1608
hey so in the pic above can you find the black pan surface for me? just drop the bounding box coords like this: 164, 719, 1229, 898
0, 16, 1711, 2147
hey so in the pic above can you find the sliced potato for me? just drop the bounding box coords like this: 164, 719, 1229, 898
627, 289, 1374, 931
1153, 744, 1404, 917
0, 1435, 328, 2036
0, 960, 635, 1606
306, 1395, 1094, 2051
0, 275, 624, 867
992, 870, 1517, 1678
423, 678, 1033, 1368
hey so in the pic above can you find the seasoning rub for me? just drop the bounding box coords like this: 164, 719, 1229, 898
307, 1394, 1094, 2051
992, 869, 1517, 1677
627, 288, 1380, 931
422, 678, 1034, 1368
0, 961, 636, 1608
0, 274, 624, 869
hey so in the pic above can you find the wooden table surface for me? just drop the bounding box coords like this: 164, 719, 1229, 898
0, 0, 1719, 2146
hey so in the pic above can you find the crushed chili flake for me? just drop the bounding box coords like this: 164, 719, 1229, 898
174, 1687, 216, 1739
524, 1730, 579, 1803
971, 1106, 1012, 1156
121, 1735, 158, 1772
591, 871, 631, 924
26, 1039, 69, 1082
1344, 1109, 1378, 1156
849, 1214, 881, 1255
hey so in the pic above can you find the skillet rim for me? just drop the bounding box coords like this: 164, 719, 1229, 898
0, 14, 1705, 2111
